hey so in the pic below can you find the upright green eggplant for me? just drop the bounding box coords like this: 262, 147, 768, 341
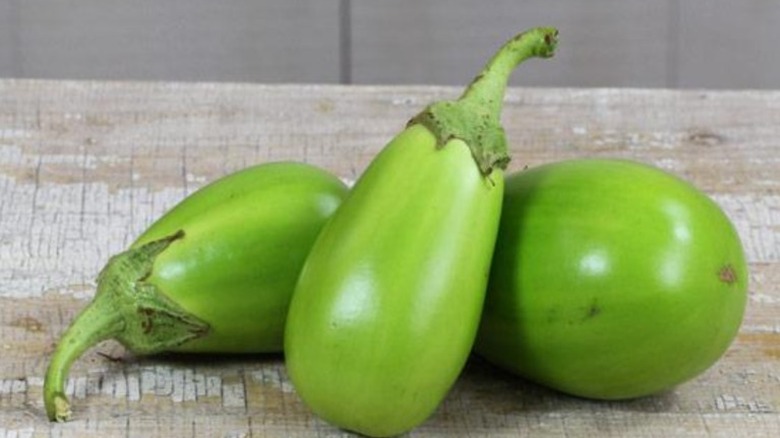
284, 28, 558, 437
44, 162, 348, 422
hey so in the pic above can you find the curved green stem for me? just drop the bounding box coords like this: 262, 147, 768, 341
44, 294, 124, 421
410, 27, 558, 175
460, 27, 558, 116
43, 230, 209, 422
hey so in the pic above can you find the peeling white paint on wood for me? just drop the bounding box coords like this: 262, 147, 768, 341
221, 381, 246, 409
0, 80, 778, 436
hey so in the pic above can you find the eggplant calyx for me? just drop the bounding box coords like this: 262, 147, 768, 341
409, 100, 510, 175
105, 230, 210, 354
43, 230, 209, 422
409, 27, 558, 175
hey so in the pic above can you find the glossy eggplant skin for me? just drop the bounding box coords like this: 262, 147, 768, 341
283, 27, 558, 437
44, 161, 348, 421
285, 125, 503, 437
476, 159, 748, 399
132, 162, 348, 353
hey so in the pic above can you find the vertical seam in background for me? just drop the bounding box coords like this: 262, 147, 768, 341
339, 0, 352, 84
667, 0, 680, 88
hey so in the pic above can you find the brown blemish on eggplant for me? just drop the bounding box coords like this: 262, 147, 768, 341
561, 300, 603, 325
583, 299, 602, 321
139, 308, 156, 334
718, 264, 738, 285
586, 303, 601, 319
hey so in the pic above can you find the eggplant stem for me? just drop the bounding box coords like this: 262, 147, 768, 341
408, 27, 558, 175
44, 293, 124, 421
460, 27, 558, 116
43, 230, 208, 422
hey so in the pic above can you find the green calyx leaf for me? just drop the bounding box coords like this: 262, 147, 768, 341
409, 27, 558, 175
409, 100, 510, 175
100, 230, 210, 354
43, 230, 209, 422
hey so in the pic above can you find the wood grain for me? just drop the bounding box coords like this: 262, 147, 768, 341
0, 79, 778, 437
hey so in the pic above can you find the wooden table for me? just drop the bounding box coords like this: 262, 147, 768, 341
0, 80, 778, 437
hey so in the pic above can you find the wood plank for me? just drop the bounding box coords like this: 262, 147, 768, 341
350, 0, 674, 87
0, 80, 779, 436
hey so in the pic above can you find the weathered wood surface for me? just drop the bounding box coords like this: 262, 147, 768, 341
0, 79, 778, 437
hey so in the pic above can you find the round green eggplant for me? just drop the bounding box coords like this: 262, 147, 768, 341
476, 158, 748, 400
284, 28, 558, 437
44, 161, 348, 421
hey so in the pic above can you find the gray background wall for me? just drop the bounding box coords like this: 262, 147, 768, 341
0, 0, 778, 89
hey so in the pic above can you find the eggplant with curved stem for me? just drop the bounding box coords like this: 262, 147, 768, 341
284, 27, 558, 437
44, 162, 349, 421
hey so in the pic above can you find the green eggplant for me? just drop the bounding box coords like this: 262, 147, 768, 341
284, 28, 558, 437
44, 162, 348, 421
476, 159, 748, 399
